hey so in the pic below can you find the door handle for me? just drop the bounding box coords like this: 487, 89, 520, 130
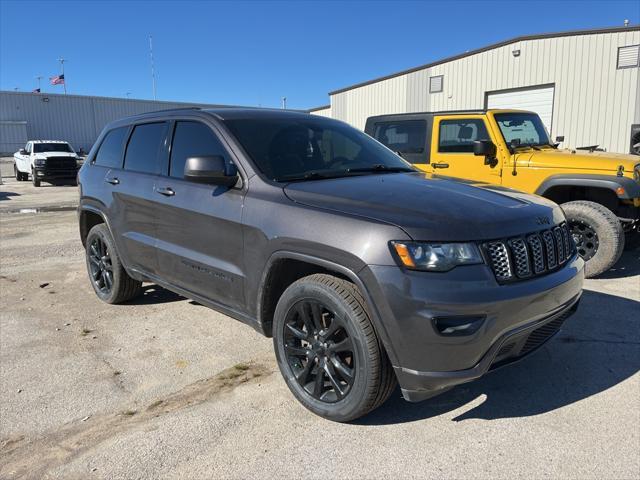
105, 176, 120, 185
156, 186, 175, 197
432, 163, 450, 169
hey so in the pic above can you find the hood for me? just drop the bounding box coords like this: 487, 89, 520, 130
284, 172, 565, 242
524, 148, 638, 175
37, 152, 78, 159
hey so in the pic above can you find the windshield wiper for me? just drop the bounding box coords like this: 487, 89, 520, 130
346, 164, 415, 174
276, 171, 350, 182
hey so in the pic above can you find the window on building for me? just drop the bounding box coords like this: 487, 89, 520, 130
94, 127, 128, 168
373, 120, 426, 154
169, 121, 229, 178
617, 45, 640, 69
429, 75, 444, 93
438, 119, 490, 153
124, 122, 168, 174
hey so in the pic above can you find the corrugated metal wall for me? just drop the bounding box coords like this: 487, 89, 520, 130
309, 106, 332, 118
0, 91, 228, 154
328, 29, 640, 154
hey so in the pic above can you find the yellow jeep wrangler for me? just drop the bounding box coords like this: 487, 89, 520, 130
365, 109, 640, 277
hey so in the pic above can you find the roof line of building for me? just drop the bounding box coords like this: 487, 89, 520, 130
307, 104, 331, 112
0, 89, 233, 107
328, 24, 640, 96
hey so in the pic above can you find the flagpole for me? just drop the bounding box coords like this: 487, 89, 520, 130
36, 76, 42, 92
59, 58, 66, 94
149, 35, 157, 101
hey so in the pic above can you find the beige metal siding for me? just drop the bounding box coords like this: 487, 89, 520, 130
329, 30, 640, 153
310, 106, 332, 118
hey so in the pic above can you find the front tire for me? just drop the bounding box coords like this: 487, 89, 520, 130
273, 274, 396, 422
562, 200, 625, 277
85, 224, 142, 304
32, 171, 41, 187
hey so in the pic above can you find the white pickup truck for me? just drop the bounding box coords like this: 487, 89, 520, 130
14, 140, 82, 187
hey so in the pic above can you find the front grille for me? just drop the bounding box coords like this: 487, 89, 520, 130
483, 222, 575, 283
45, 157, 77, 170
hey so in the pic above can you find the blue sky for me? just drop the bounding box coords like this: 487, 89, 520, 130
1, 0, 638, 109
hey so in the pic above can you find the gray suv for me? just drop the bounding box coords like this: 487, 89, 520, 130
78, 108, 584, 421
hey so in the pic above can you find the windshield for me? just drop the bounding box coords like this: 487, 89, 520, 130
223, 116, 415, 182
33, 143, 74, 153
494, 112, 551, 147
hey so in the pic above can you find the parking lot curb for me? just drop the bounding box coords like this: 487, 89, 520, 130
0, 204, 78, 214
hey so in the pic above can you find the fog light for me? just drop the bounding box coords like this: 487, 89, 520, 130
432, 315, 485, 336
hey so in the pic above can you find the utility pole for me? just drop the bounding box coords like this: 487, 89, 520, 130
35, 76, 43, 92
149, 35, 157, 101
58, 58, 67, 94
281, 96, 287, 109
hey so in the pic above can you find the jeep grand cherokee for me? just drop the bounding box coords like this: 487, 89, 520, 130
78, 108, 584, 421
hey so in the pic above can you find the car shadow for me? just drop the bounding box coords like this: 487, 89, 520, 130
124, 285, 185, 305
597, 248, 640, 279
0, 191, 20, 200
356, 288, 640, 425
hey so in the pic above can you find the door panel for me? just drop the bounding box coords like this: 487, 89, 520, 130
429, 116, 502, 184
153, 180, 245, 309
153, 120, 245, 310
487, 86, 554, 133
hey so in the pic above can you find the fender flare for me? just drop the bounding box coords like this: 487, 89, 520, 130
535, 174, 640, 200
257, 250, 399, 366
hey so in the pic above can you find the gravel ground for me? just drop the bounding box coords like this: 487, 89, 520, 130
0, 199, 639, 478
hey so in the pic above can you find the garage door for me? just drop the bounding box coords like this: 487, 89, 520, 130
486, 85, 555, 132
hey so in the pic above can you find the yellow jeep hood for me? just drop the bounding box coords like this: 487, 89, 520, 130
527, 149, 638, 175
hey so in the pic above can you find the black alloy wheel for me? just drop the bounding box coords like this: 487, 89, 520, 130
283, 299, 355, 403
570, 219, 599, 261
88, 236, 114, 294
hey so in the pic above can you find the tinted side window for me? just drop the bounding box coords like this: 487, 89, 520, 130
124, 122, 168, 174
373, 120, 426, 154
94, 127, 128, 168
169, 121, 228, 178
438, 119, 489, 153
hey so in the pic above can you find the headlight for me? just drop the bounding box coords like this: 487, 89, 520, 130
76, 157, 84, 166
34, 158, 46, 166
390, 241, 483, 271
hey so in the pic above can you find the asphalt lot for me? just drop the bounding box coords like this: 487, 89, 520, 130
1, 172, 639, 479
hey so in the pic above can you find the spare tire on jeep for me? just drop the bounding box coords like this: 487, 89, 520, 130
562, 200, 625, 278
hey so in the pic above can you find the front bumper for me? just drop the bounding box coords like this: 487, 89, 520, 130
361, 253, 584, 401
34, 166, 79, 181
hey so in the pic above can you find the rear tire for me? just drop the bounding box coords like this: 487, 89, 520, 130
273, 273, 396, 422
562, 200, 624, 278
85, 224, 142, 304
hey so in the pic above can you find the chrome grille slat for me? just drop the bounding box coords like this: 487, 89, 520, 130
484, 222, 573, 283
542, 230, 557, 269
508, 238, 531, 278
485, 242, 512, 281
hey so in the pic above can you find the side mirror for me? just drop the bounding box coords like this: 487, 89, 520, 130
473, 140, 497, 157
19, 149, 27, 155
555, 136, 565, 142
184, 155, 238, 187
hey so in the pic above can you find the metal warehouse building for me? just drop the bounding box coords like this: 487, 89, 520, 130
310, 25, 640, 155
0, 91, 229, 154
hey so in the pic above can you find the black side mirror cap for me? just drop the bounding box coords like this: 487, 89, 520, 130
19, 149, 27, 155
184, 155, 239, 187
555, 136, 565, 142
473, 140, 497, 157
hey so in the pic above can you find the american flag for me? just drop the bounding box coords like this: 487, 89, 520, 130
50, 74, 65, 85
32, 88, 41, 93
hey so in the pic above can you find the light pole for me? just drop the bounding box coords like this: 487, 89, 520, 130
126, 92, 132, 98
35, 76, 43, 92
281, 96, 287, 109
58, 58, 67, 94
149, 35, 157, 101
